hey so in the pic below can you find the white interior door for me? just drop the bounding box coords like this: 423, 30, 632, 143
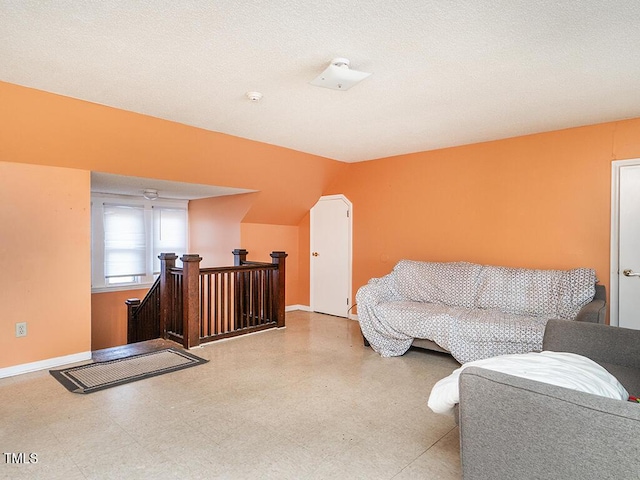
612, 160, 640, 329
310, 195, 352, 317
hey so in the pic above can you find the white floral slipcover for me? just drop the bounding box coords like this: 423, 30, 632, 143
356, 260, 596, 363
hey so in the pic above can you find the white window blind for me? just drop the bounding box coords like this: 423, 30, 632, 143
153, 207, 188, 274
92, 194, 189, 291
103, 205, 147, 278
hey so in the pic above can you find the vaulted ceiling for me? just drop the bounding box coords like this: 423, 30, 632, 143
2, 1, 640, 163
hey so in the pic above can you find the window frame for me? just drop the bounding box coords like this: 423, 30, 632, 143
91, 193, 189, 293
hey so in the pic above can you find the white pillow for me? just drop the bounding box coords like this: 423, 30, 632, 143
428, 351, 629, 415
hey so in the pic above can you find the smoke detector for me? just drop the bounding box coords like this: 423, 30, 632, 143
246, 91, 263, 102
310, 57, 371, 91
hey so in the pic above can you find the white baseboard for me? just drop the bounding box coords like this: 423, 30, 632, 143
0, 351, 92, 379
285, 304, 311, 312
286, 304, 358, 321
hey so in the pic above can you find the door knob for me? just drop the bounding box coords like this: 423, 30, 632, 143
312, 252, 319, 257
623, 269, 640, 277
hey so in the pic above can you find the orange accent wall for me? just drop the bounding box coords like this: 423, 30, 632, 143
0, 81, 346, 226
610, 117, 640, 159
326, 121, 640, 313
0, 162, 91, 368
189, 193, 256, 267
91, 288, 149, 351
240, 223, 300, 306
190, 195, 311, 307
297, 212, 311, 307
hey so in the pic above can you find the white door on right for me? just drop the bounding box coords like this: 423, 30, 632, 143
617, 163, 640, 330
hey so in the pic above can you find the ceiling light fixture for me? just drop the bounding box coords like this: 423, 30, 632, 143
143, 189, 159, 200
310, 57, 371, 91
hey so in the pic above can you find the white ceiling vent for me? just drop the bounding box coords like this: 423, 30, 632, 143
310, 58, 371, 91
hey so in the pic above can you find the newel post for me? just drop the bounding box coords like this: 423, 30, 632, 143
232, 249, 249, 328
181, 254, 202, 349
125, 298, 141, 344
233, 248, 248, 266
270, 251, 288, 328
159, 253, 178, 339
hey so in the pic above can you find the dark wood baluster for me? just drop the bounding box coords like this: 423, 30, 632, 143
199, 273, 205, 338
207, 273, 212, 338
223, 271, 228, 334
213, 273, 222, 335
267, 269, 274, 323
226, 271, 232, 332
256, 270, 261, 326
261, 269, 266, 324
253, 270, 258, 326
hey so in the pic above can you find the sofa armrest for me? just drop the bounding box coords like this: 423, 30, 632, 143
459, 366, 640, 480
573, 299, 606, 323
543, 319, 640, 370
573, 284, 606, 323
355, 276, 400, 307
356, 276, 402, 348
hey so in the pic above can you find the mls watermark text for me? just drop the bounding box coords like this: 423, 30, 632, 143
3, 453, 38, 464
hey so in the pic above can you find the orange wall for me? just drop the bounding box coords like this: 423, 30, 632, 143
191, 197, 306, 307
189, 193, 256, 267
326, 120, 640, 311
240, 223, 300, 306
297, 212, 311, 306
190, 195, 310, 307
0, 81, 345, 226
91, 288, 149, 350
0, 162, 91, 368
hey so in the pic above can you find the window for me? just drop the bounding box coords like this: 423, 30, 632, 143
104, 205, 146, 284
91, 194, 188, 291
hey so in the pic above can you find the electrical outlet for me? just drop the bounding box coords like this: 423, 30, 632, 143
15, 322, 27, 338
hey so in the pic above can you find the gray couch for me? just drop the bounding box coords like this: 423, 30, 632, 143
358, 260, 605, 363
459, 319, 640, 479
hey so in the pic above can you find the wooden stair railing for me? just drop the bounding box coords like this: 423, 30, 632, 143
125, 277, 161, 344
127, 250, 287, 348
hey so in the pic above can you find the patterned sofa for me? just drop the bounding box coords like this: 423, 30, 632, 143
356, 260, 604, 363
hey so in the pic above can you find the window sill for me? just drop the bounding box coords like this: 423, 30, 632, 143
91, 283, 155, 294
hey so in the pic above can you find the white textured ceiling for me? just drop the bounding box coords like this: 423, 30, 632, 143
2, 1, 640, 163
